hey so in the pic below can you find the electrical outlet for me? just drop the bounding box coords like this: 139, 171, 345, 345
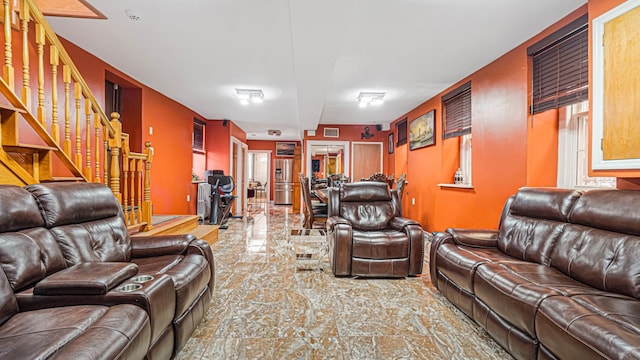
187, 195, 190, 202
412, 197, 416, 205
149, 126, 153, 135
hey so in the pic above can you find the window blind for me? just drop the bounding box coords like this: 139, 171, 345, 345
193, 119, 205, 152
529, 14, 588, 114
396, 118, 407, 146
442, 81, 471, 139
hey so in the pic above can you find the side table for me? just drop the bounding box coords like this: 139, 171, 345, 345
289, 229, 326, 271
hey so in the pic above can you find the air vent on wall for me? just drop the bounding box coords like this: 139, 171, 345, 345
268, 130, 281, 136
324, 128, 339, 138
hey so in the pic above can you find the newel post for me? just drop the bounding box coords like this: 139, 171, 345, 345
142, 141, 154, 230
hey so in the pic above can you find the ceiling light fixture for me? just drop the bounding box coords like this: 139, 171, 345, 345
236, 89, 264, 105
357, 92, 385, 108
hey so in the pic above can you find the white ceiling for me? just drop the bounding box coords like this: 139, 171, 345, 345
47, 0, 586, 141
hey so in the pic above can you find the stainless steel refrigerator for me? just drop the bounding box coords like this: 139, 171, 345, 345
274, 158, 293, 205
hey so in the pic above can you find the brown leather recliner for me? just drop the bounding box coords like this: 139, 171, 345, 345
326, 182, 424, 277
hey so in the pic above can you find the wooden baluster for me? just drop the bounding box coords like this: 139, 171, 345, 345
137, 158, 143, 223
122, 151, 129, 225
130, 158, 136, 225
109, 113, 122, 203
3, 0, 14, 90
142, 141, 153, 230
36, 24, 45, 125
74, 82, 82, 168
84, 99, 92, 180
94, 113, 101, 183
50, 46, 59, 144
63, 65, 71, 157
20, 0, 30, 109
103, 124, 108, 185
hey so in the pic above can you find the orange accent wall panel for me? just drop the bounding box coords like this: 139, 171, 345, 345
602, 5, 640, 160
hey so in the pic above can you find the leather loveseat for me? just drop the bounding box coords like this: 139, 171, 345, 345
326, 182, 424, 277
0, 182, 214, 359
430, 187, 640, 360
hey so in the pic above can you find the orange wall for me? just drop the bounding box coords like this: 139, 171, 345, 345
387, 6, 588, 232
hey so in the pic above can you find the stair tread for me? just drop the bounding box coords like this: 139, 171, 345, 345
0, 104, 26, 113
45, 176, 84, 181
3, 143, 58, 153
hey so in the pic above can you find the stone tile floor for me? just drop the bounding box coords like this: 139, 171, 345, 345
177, 203, 512, 359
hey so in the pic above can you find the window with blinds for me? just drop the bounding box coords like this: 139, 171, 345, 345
193, 119, 205, 153
442, 81, 471, 139
529, 14, 588, 115
396, 117, 407, 146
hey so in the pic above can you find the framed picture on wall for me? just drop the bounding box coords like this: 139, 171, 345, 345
388, 133, 394, 154
409, 109, 435, 150
276, 142, 296, 156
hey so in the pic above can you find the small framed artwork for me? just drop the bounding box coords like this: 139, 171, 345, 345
409, 109, 436, 150
276, 142, 296, 156
388, 133, 394, 154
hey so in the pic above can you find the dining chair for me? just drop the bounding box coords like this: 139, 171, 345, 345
299, 173, 328, 229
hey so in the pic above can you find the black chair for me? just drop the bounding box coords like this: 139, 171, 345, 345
207, 170, 237, 228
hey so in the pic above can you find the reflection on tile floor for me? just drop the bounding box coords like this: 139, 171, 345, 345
178, 204, 513, 359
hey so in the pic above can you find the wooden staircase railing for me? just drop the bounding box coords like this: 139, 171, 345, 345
0, 0, 154, 231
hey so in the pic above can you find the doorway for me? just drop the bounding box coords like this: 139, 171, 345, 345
247, 150, 271, 204
230, 137, 248, 217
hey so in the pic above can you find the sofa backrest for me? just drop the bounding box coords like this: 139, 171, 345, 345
330, 182, 398, 231
498, 187, 583, 265
550, 189, 640, 299
26, 183, 132, 265
0, 186, 67, 325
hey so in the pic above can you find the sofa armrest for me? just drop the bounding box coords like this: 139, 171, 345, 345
388, 217, 419, 231
186, 238, 216, 292
326, 216, 352, 276
326, 215, 351, 230
130, 234, 196, 258
446, 228, 499, 248
34, 263, 138, 295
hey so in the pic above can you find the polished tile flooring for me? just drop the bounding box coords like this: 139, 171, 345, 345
177, 203, 512, 359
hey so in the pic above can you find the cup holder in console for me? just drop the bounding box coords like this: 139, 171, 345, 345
131, 275, 154, 283
116, 283, 143, 292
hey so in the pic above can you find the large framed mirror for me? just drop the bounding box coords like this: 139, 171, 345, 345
305, 140, 350, 183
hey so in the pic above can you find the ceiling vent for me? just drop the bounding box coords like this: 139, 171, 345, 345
268, 130, 281, 136
324, 128, 339, 138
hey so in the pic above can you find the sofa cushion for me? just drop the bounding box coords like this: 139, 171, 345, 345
536, 294, 640, 360
0, 186, 45, 232
474, 262, 606, 337
351, 229, 408, 259
26, 183, 123, 228
497, 188, 582, 265
569, 189, 640, 237
550, 224, 640, 300
0, 304, 150, 359
338, 183, 394, 231
435, 244, 519, 293
0, 228, 66, 291
49, 217, 132, 265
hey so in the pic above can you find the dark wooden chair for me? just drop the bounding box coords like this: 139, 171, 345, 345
299, 173, 327, 229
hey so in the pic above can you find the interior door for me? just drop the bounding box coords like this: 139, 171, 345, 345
352, 142, 383, 181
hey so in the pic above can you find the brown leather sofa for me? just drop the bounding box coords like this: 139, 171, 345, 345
0, 182, 214, 359
326, 182, 424, 277
430, 187, 640, 360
